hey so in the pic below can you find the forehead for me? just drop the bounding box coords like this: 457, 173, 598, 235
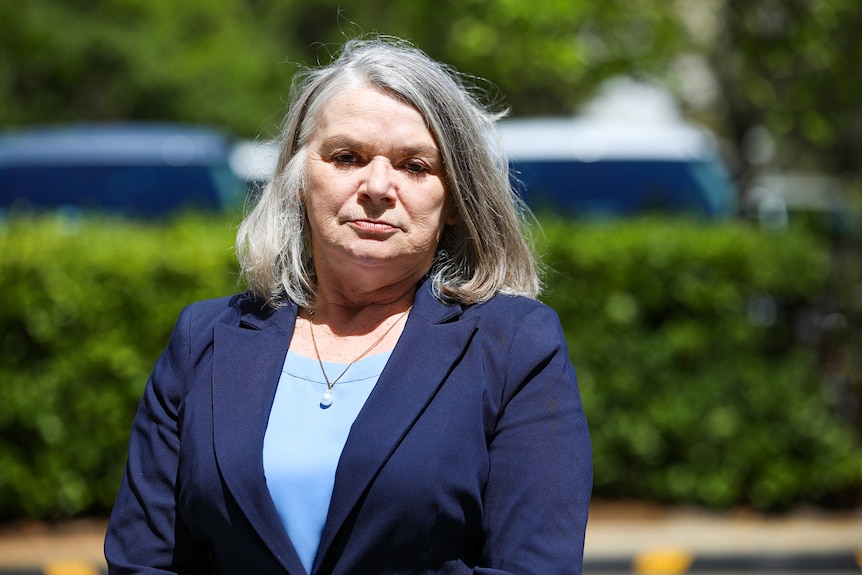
311, 85, 437, 149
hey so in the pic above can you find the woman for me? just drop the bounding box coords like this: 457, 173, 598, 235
105, 37, 592, 575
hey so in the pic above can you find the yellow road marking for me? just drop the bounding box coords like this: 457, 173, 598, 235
632, 548, 694, 574
43, 560, 100, 575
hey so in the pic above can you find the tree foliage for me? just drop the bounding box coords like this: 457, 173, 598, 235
0, 0, 699, 132
706, 0, 862, 185
252, 0, 687, 116
0, 0, 286, 135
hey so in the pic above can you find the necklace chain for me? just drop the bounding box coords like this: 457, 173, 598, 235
308, 308, 409, 407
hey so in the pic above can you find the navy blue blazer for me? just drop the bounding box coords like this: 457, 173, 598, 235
105, 279, 592, 575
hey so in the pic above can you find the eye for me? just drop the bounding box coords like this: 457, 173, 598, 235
402, 160, 429, 174
331, 151, 360, 165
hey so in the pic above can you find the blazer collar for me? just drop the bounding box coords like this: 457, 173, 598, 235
211, 298, 303, 573
211, 282, 477, 574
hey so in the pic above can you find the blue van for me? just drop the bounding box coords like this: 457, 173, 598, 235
0, 123, 246, 218
499, 117, 738, 218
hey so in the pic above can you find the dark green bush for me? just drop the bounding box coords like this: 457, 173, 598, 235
0, 214, 860, 520
539, 217, 862, 510
0, 214, 241, 520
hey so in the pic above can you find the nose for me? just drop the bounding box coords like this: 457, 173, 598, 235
361, 157, 396, 204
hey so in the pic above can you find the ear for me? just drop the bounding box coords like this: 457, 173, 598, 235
445, 206, 458, 226
444, 196, 458, 226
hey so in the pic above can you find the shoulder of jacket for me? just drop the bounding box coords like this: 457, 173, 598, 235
463, 292, 554, 323
179, 292, 276, 327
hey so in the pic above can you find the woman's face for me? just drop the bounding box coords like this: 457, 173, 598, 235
303, 84, 456, 282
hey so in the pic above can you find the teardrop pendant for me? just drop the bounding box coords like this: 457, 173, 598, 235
308, 306, 409, 411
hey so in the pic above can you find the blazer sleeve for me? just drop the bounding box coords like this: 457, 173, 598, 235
479, 304, 592, 575
104, 305, 212, 575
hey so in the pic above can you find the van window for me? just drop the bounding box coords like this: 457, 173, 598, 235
0, 124, 246, 218
0, 164, 237, 218
511, 157, 736, 218
499, 116, 739, 219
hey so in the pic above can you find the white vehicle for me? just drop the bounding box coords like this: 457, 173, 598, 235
0, 123, 245, 218
498, 116, 738, 218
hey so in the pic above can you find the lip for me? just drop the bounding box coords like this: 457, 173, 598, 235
348, 219, 400, 234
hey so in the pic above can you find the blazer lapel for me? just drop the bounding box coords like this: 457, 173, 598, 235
315, 286, 478, 569
211, 303, 307, 574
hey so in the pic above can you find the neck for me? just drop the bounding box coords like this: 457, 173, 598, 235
309, 280, 418, 335
310, 244, 433, 310
310, 263, 423, 328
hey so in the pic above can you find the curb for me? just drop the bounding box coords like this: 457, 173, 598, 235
0, 562, 106, 575
585, 548, 862, 573
0, 551, 859, 575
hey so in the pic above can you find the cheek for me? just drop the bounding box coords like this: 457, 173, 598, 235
303, 196, 339, 242
420, 181, 451, 221
411, 194, 448, 228
421, 199, 455, 244
304, 176, 347, 220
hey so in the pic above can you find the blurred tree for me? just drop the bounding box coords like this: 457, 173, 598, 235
0, 0, 690, 132
254, 0, 689, 116
704, 0, 862, 189
0, 0, 288, 136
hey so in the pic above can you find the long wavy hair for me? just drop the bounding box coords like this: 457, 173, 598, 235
236, 37, 541, 308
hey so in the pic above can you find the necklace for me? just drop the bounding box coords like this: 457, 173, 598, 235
308, 308, 409, 408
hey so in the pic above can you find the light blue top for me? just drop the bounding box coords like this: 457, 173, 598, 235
262, 350, 390, 574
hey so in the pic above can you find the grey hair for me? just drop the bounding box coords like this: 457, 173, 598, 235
236, 37, 541, 308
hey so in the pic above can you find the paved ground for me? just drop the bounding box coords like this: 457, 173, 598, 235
0, 501, 860, 574
584, 501, 862, 573
0, 517, 107, 574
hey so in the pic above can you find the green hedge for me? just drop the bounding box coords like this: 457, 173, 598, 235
540, 217, 862, 510
0, 214, 241, 520
0, 214, 860, 520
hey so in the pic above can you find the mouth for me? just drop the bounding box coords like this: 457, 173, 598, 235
348, 219, 401, 234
